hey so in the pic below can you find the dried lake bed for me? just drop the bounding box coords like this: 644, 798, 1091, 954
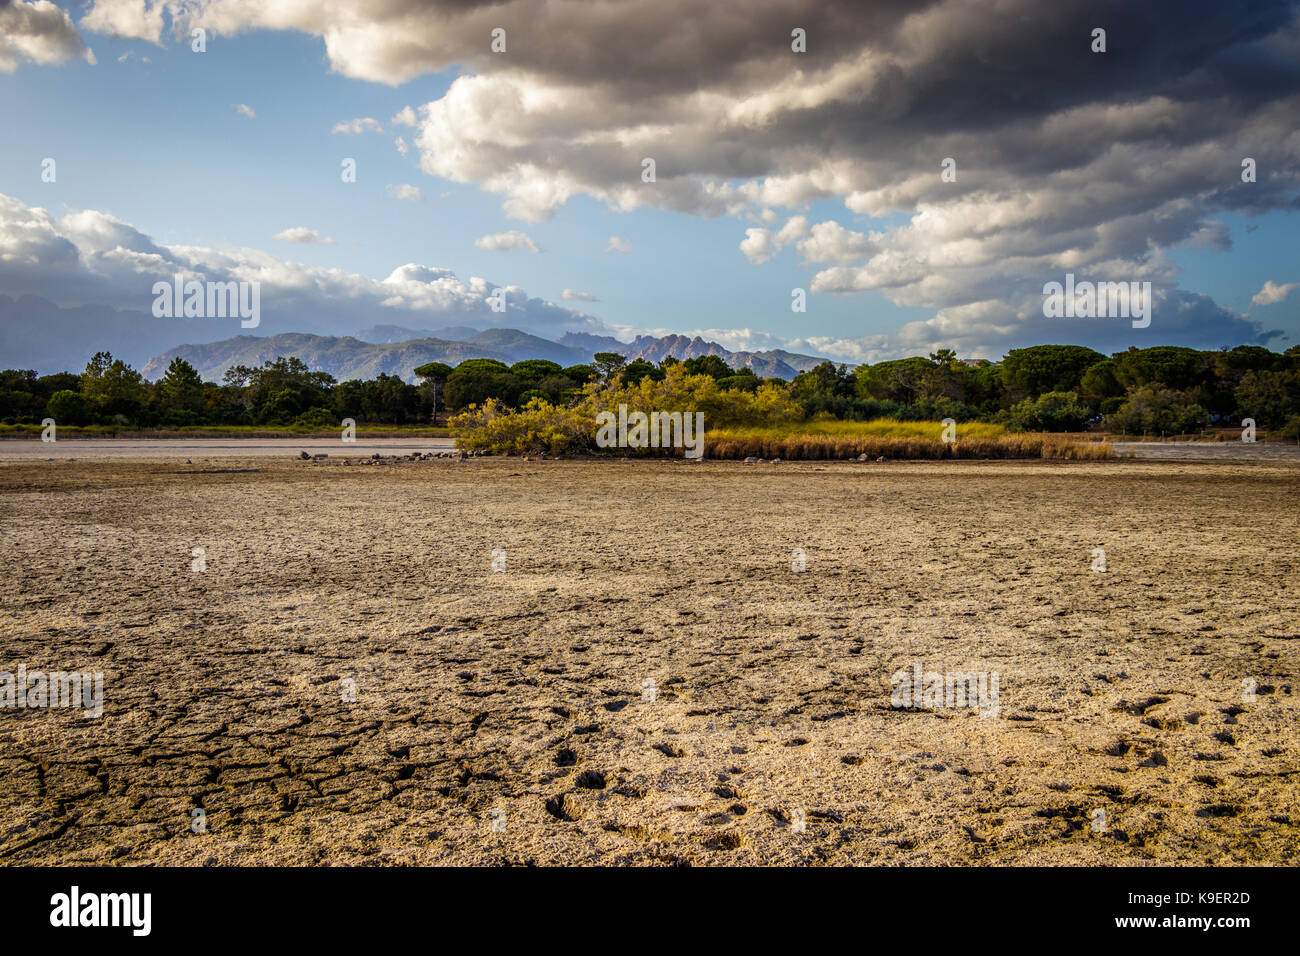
0, 454, 1296, 865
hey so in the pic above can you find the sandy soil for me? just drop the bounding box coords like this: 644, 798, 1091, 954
0, 438, 455, 459
0, 455, 1296, 866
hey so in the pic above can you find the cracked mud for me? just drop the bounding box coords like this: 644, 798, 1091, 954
1, 456, 1296, 865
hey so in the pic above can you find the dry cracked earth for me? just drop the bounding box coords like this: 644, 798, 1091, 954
0, 454, 1296, 866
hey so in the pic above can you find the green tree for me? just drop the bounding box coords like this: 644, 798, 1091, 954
592, 352, 627, 382
1235, 369, 1300, 428
157, 357, 205, 415
444, 358, 522, 410
1105, 385, 1210, 436
80, 352, 147, 421
1008, 391, 1092, 431
792, 361, 857, 417
682, 354, 734, 379
855, 357, 932, 404
1001, 345, 1106, 400
509, 359, 564, 382
621, 358, 664, 385
1111, 346, 1209, 392
45, 389, 90, 426
414, 361, 452, 423
0, 369, 40, 421
1079, 359, 1123, 403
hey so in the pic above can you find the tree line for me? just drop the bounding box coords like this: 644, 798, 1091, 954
2, 343, 1298, 435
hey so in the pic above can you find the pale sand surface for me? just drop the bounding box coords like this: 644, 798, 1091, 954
0, 455, 1296, 865
0, 438, 456, 459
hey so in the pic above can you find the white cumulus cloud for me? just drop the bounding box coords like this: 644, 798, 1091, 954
475, 230, 540, 253
0, 0, 96, 72
331, 117, 383, 135
386, 183, 422, 202
273, 227, 335, 245
1252, 280, 1298, 306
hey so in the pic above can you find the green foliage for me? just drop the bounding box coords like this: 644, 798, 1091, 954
413, 361, 452, 381
452, 363, 803, 455
717, 374, 759, 392
222, 356, 335, 425
621, 359, 664, 385
855, 356, 932, 404
45, 389, 89, 426
80, 352, 148, 420
334, 373, 427, 424
157, 357, 205, 415
444, 360, 523, 410
1007, 391, 1092, 431
292, 406, 339, 429
591, 352, 626, 381
452, 397, 595, 456
1112, 346, 1209, 392
1234, 368, 1300, 428
7, 341, 1299, 437
1079, 360, 1123, 401
1105, 385, 1210, 436
681, 354, 735, 379
1001, 345, 1107, 399
792, 361, 858, 417
510, 359, 564, 382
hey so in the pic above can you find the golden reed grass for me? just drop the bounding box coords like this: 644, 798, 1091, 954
701, 429, 1114, 460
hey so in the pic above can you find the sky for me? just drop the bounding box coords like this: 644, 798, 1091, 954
1, 0, 1298, 374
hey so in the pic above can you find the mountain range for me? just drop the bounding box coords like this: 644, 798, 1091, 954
141, 328, 829, 382
0, 294, 831, 382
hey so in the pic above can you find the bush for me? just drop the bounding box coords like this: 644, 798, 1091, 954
716, 374, 759, 393
1105, 385, 1210, 436
452, 364, 803, 456
1099, 396, 1125, 416
1007, 391, 1091, 431
293, 407, 339, 429
45, 389, 90, 426
452, 398, 595, 456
